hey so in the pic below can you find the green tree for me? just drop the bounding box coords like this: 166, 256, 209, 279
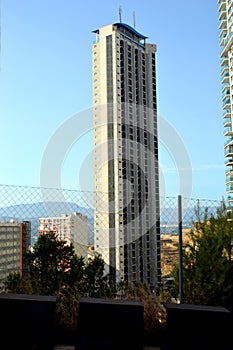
82, 253, 116, 298
4, 231, 116, 333
171, 202, 233, 310
25, 231, 78, 295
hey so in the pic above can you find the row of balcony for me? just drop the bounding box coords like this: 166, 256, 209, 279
223, 116, 231, 127
226, 144, 233, 196
218, 0, 226, 6
218, 6, 226, 21
224, 126, 233, 137
223, 39, 233, 199
226, 173, 233, 181
221, 71, 230, 83
221, 33, 233, 57
221, 64, 229, 75
220, 31, 228, 46
224, 145, 233, 156
222, 98, 231, 109
222, 89, 230, 100
223, 108, 231, 118
220, 55, 228, 66
219, 17, 227, 31
219, 21, 226, 33
225, 158, 233, 165
227, 161, 233, 195
225, 136, 233, 147
219, 25, 227, 38
222, 82, 230, 91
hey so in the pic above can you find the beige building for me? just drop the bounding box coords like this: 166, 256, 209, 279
218, 0, 233, 212
92, 22, 161, 287
38, 212, 88, 258
0, 220, 31, 285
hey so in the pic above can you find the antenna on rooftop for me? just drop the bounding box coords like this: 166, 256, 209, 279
133, 11, 136, 28
119, 6, 122, 23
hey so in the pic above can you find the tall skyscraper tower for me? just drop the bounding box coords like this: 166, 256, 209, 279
92, 22, 161, 287
218, 0, 233, 209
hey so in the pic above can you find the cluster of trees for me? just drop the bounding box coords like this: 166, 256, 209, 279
4, 231, 116, 331
4, 231, 168, 334
5, 231, 116, 298
170, 202, 233, 312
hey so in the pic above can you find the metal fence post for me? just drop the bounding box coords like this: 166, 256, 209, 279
178, 194, 183, 304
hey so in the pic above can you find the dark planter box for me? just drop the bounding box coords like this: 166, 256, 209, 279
76, 297, 144, 350
54, 325, 76, 346
164, 303, 232, 350
143, 328, 166, 347
0, 293, 56, 350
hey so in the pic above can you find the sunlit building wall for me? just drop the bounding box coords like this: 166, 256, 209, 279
218, 0, 233, 211
38, 212, 88, 258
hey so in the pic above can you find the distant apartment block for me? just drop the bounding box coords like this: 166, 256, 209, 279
38, 212, 88, 258
92, 22, 161, 287
218, 0, 233, 211
0, 220, 31, 284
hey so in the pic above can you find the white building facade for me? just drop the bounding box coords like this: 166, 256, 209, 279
92, 22, 161, 287
38, 212, 88, 258
218, 0, 233, 210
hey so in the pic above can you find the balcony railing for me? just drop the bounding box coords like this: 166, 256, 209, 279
219, 18, 227, 31
224, 147, 233, 156
221, 33, 233, 56
220, 33, 228, 46
218, 0, 226, 8
224, 126, 232, 134
226, 184, 233, 192
222, 90, 230, 100
222, 82, 230, 90
223, 109, 231, 118
222, 98, 231, 108
221, 72, 230, 83
225, 158, 233, 166
224, 136, 233, 147
221, 65, 229, 75
220, 56, 228, 67
226, 176, 233, 183
223, 117, 232, 127
219, 6, 227, 16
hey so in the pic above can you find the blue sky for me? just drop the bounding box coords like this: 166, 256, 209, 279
0, 0, 225, 200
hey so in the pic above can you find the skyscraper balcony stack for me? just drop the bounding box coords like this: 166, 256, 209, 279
218, 0, 233, 216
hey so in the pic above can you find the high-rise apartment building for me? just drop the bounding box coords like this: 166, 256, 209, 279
92, 22, 161, 287
38, 212, 88, 258
218, 0, 233, 208
0, 220, 31, 286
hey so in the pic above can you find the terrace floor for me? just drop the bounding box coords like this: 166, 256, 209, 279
53, 346, 160, 350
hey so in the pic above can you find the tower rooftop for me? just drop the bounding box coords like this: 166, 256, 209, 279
93, 22, 148, 40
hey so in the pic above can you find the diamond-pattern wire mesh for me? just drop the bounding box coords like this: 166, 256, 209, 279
160, 196, 224, 278
0, 184, 224, 281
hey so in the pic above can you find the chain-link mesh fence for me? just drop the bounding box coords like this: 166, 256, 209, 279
160, 196, 224, 278
0, 184, 224, 282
